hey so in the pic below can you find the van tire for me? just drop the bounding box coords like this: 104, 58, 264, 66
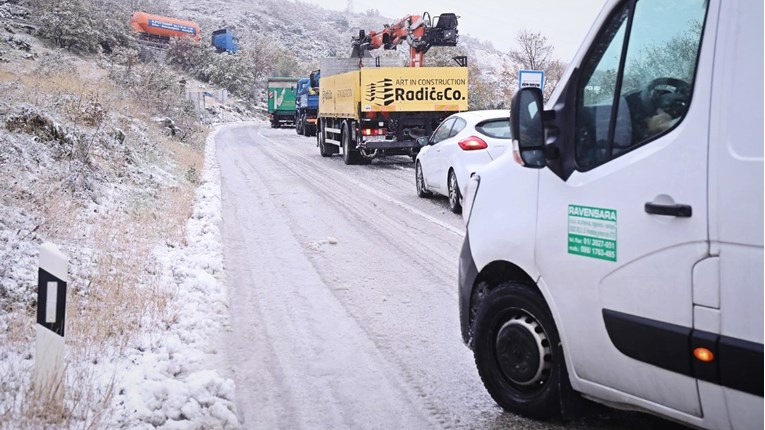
472, 282, 569, 419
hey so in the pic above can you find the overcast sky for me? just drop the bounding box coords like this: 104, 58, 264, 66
308, 0, 608, 63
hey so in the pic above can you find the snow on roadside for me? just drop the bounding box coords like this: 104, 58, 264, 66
109, 126, 241, 429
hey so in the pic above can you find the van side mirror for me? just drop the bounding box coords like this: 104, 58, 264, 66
417, 136, 429, 147
510, 87, 546, 168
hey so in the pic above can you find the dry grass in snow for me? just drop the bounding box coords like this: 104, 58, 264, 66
1, 27, 239, 429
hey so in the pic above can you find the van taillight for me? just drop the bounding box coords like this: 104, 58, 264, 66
458, 136, 488, 150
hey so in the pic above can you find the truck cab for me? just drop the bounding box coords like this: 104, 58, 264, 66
211, 29, 238, 53
295, 71, 320, 137
458, 0, 763, 428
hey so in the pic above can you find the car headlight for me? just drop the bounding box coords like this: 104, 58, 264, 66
462, 174, 480, 226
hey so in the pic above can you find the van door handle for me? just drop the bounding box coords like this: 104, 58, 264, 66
644, 202, 692, 218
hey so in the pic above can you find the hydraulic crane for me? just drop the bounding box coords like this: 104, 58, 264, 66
351, 12, 459, 67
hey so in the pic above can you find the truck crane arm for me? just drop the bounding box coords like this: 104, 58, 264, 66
351, 12, 459, 67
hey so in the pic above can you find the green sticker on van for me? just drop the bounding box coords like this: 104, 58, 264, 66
568, 205, 617, 262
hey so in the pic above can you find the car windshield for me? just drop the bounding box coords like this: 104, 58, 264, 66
476, 119, 512, 139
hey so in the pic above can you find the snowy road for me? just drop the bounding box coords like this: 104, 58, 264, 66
216, 122, 685, 429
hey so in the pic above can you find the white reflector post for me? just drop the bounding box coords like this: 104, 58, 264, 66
45, 282, 57, 323
33, 243, 68, 411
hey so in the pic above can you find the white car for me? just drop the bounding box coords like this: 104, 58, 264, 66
415, 110, 511, 213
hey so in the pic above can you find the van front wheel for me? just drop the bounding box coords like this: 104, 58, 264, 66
472, 282, 570, 419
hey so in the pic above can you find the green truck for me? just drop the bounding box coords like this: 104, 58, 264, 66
267, 77, 299, 128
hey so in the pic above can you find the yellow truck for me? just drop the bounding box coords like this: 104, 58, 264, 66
316, 59, 468, 164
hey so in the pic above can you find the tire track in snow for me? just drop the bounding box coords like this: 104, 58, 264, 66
252, 127, 461, 297
227, 125, 492, 428
256, 128, 465, 239
218, 128, 441, 429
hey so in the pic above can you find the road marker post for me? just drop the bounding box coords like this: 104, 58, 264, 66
33, 243, 69, 412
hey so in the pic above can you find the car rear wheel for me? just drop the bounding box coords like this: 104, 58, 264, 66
473, 282, 571, 419
416, 162, 432, 198
448, 170, 462, 213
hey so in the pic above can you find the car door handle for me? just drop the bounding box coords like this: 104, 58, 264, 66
644, 202, 692, 218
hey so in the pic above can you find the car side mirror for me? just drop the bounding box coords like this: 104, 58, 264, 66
510, 87, 546, 168
417, 136, 430, 147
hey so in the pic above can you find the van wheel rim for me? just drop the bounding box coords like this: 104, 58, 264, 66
495, 312, 551, 389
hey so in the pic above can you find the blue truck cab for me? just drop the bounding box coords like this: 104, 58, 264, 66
295, 70, 320, 137
211, 29, 238, 53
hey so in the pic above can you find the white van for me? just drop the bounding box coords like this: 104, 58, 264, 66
458, 0, 763, 428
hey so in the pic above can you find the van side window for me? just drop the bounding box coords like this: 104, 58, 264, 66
575, 0, 708, 171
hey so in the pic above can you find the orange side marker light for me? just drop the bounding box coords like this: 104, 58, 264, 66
693, 347, 714, 362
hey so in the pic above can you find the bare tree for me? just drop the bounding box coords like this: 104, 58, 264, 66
506, 29, 567, 103
422, 47, 496, 109
541, 58, 566, 102
510, 30, 554, 71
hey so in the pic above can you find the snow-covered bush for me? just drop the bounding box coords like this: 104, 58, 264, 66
166, 37, 212, 73
33, 51, 77, 77
29, 0, 164, 54
36, 0, 102, 54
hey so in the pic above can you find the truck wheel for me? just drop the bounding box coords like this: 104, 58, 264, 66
342, 122, 361, 165
472, 282, 570, 419
301, 117, 308, 136
318, 124, 329, 157
448, 170, 462, 213
416, 162, 432, 198
296, 115, 304, 135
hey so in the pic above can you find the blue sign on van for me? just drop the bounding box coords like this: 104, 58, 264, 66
519, 70, 545, 92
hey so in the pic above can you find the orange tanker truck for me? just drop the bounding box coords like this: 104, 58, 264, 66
129, 12, 201, 44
